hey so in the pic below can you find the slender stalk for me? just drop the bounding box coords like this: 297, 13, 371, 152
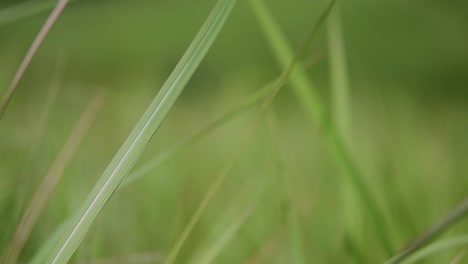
43, 0, 237, 262
0, 0, 70, 119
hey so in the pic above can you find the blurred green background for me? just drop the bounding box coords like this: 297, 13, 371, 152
1, 0, 467, 263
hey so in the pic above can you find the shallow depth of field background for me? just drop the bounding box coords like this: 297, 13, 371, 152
1, 0, 467, 263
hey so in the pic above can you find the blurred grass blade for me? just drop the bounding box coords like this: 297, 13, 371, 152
248, 0, 394, 254
327, 4, 351, 139
387, 197, 468, 264
0, 0, 70, 119
13, 53, 66, 220
43, 0, 237, 263
164, 2, 336, 263
191, 181, 266, 264
449, 249, 467, 264
194, 205, 255, 264
397, 234, 468, 264
1, 91, 104, 264
327, 3, 364, 261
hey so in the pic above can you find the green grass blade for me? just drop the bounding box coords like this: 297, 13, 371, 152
248, 0, 394, 254
326, 4, 364, 262
386, 197, 468, 264
0, 0, 70, 119
327, 4, 352, 140
164, 2, 336, 263
42, 0, 237, 263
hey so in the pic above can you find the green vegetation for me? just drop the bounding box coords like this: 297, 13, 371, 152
1, 0, 467, 263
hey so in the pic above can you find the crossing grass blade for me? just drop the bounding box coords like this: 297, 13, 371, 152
41, 0, 237, 263
248, 0, 394, 255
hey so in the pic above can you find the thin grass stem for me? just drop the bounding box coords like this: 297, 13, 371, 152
0, 0, 70, 119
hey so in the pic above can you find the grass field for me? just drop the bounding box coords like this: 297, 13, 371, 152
0, 0, 467, 263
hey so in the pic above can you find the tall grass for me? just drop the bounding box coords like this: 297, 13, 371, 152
1, 0, 467, 263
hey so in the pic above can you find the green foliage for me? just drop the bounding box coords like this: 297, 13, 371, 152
1, 0, 467, 263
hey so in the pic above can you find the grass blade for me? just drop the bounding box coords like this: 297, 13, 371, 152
327, 4, 351, 140
248, 0, 394, 254
396, 234, 468, 264
42, 0, 237, 262
190, 184, 261, 264
386, 197, 468, 264
164, 1, 336, 262
193, 206, 255, 264
1, 91, 104, 264
326, 4, 365, 261
0, 0, 70, 119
